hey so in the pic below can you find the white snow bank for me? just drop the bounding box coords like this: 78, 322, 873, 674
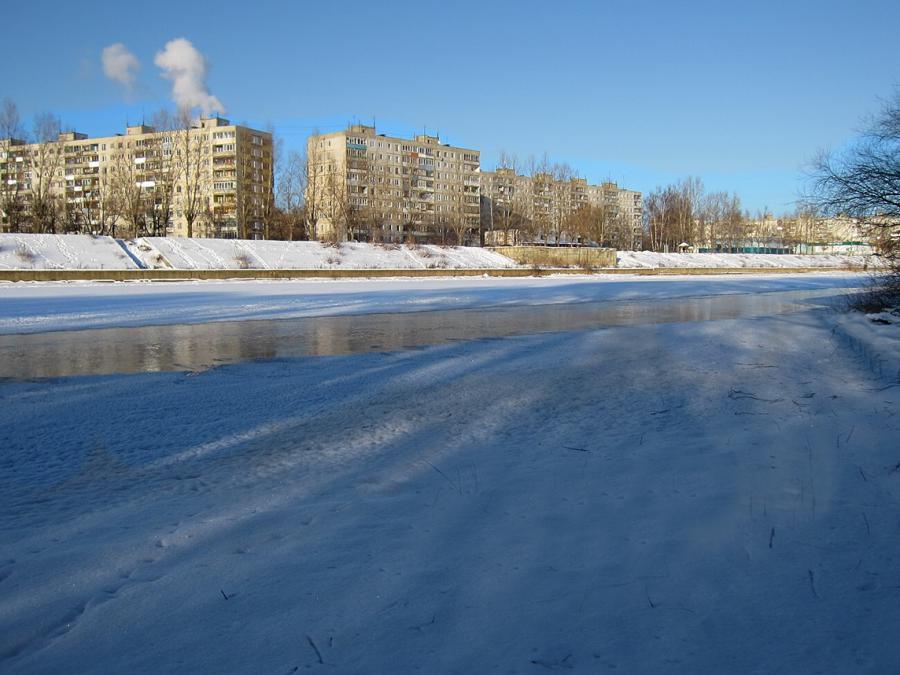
128, 237, 518, 270
0, 234, 138, 270
617, 251, 871, 269
2, 234, 874, 273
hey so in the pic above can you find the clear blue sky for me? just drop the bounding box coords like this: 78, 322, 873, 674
4, 0, 898, 214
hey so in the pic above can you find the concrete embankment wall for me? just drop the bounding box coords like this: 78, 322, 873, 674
0, 267, 863, 282
489, 246, 617, 268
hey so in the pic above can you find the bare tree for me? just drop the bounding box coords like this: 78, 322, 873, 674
0, 99, 23, 140
27, 113, 64, 233
109, 138, 148, 237
448, 209, 470, 246
303, 132, 325, 241
259, 123, 281, 239
807, 92, 900, 256
175, 110, 208, 238
0, 99, 27, 232
276, 149, 306, 240
144, 110, 178, 236
551, 162, 576, 243
808, 91, 900, 307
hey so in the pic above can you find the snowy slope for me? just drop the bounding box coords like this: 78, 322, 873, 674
1, 301, 899, 672
0, 234, 138, 270
617, 250, 871, 268
0, 234, 874, 272
129, 237, 518, 270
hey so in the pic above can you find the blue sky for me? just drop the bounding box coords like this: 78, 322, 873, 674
3, 0, 898, 213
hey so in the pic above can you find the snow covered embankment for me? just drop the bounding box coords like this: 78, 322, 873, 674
1, 233, 874, 272
126, 237, 518, 270
0, 234, 138, 270
617, 251, 870, 269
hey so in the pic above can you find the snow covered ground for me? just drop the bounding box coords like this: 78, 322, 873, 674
0, 272, 866, 334
617, 250, 871, 269
0, 233, 873, 272
1, 277, 899, 672
0, 234, 138, 270
126, 237, 517, 270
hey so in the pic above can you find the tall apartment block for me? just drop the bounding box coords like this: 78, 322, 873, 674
587, 182, 643, 251
306, 125, 481, 243
0, 117, 273, 238
481, 169, 643, 250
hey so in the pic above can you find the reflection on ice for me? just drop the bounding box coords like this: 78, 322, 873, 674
0, 288, 858, 379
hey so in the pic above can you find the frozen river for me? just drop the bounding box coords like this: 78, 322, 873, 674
4, 273, 899, 673
0, 286, 859, 378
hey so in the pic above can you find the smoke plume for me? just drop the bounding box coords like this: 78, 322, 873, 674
154, 38, 224, 116
101, 43, 140, 91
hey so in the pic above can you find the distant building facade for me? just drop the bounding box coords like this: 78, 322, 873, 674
697, 214, 879, 255
481, 170, 643, 250
306, 125, 481, 243
0, 117, 273, 238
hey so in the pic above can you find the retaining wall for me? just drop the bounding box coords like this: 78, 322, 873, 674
0, 266, 862, 283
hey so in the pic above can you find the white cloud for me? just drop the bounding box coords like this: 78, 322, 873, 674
101, 43, 140, 91
154, 38, 224, 116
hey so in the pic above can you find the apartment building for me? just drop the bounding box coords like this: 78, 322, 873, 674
0, 117, 273, 238
306, 125, 481, 243
587, 182, 643, 251
481, 170, 643, 250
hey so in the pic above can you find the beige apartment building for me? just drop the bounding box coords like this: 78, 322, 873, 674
587, 182, 643, 251
481, 169, 643, 250
306, 125, 481, 243
0, 117, 273, 238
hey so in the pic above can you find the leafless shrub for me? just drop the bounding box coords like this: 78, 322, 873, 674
15, 245, 36, 263
847, 270, 900, 313
234, 251, 253, 269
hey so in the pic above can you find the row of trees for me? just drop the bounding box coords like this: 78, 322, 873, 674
483, 152, 637, 248
642, 177, 860, 253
